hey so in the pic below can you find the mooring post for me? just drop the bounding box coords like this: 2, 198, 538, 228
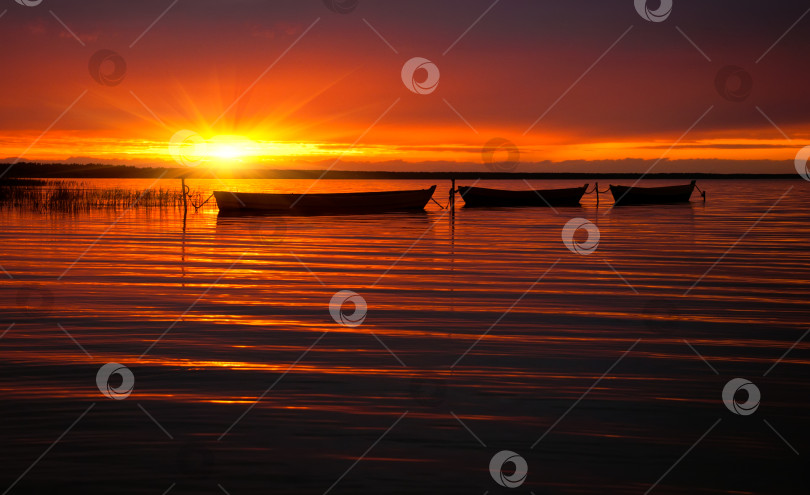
450, 178, 456, 210
181, 177, 188, 214
595, 181, 599, 207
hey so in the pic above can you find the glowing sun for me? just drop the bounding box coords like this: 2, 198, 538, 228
207, 135, 256, 161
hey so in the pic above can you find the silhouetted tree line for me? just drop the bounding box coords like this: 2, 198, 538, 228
1, 162, 795, 179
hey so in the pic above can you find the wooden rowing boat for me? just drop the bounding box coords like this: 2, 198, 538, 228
609, 180, 698, 206
214, 185, 437, 214
457, 184, 588, 207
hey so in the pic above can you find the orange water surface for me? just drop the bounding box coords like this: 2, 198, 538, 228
1, 179, 808, 494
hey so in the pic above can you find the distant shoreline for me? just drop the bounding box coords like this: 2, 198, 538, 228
1, 163, 799, 180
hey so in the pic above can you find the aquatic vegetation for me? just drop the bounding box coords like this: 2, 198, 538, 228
0, 178, 210, 213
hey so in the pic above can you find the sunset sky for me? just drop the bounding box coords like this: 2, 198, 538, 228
1, 0, 808, 172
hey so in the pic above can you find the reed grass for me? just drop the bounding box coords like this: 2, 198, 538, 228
0, 179, 209, 213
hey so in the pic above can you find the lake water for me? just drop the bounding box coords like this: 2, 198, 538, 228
1, 178, 808, 494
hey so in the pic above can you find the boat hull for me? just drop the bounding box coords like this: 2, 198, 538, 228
457, 185, 588, 207
214, 185, 437, 214
609, 181, 696, 206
